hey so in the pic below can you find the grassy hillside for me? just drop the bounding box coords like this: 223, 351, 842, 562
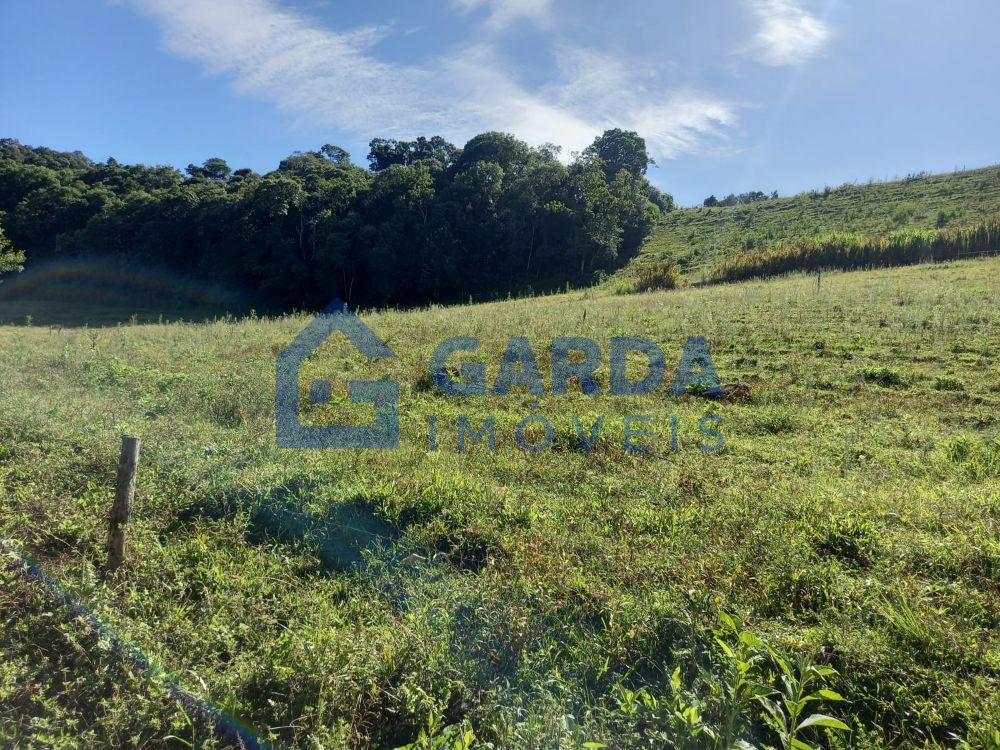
2, 258, 998, 748
624, 165, 1000, 281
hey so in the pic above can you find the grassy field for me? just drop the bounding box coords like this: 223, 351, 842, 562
623, 165, 1000, 281
1, 258, 998, 748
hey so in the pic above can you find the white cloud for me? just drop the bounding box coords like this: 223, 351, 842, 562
122, 0, 740, 161
551, 47, 740, 157
741, 0, 830, 66
450, 0, 554, 31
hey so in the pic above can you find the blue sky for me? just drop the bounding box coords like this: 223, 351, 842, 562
2, 0, 998, 205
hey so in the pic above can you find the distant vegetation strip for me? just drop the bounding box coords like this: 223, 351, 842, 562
706, 219, 1000, 284
630, 164, 1000, 273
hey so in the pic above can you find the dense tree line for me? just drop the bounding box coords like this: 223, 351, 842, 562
703, 190, 777, 207
0, 129, 671, 309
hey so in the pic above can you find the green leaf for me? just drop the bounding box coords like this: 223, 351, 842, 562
790, 738, 814, 750
770, 650, 792, 677
757, 697, 785, 728
748, 682, 776, 699
816, 689, 846, 702
715, 637, 736, 659
798, 714, 851, 732
582, 743, 608, 748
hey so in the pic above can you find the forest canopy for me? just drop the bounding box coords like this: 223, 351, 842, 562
0, 130, 671, 310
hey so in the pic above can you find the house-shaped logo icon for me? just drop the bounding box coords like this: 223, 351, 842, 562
276, 299, 399, 449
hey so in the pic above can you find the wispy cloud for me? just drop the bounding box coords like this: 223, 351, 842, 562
121, 0, 739, 160
450, 0, 555, 31
741, 0, 831, 66
552, 47, 740, 157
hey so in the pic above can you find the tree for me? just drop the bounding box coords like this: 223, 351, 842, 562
454, 132, 531, 177
0, 161, 61, 214
567, 157, 622, 273
186, 157, 232, 182
320, 144, 351, 165
584, 129, 652, 178
230, 168, 260, 187
0, 224, 25, 278
707, 190, 775, 207
363, 162, 438, 303
610, 169, 662, 256
6, 181, 112, 260
644, 183, 674, 212
367, 136, 457, 172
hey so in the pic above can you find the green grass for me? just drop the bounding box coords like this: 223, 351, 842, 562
622, 164, 1000, 281
1, 258, 998, 748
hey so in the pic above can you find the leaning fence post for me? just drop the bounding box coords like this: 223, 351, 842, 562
107, 435, 141, 572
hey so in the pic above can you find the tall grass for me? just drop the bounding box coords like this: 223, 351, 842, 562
621, 262, 680, 294
708, 219, 1000, 284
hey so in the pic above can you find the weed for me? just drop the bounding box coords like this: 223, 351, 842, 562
933, 375, 965, 392
859, 366, 906, 388
625, 263, 680, 294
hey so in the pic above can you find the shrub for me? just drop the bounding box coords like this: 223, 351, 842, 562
815, 514, 881, 567
627, 263, 679, 293
933, 375, 964, 391
860, 366, 906, 388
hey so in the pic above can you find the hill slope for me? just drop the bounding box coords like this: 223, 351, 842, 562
625, 164, 1000, 280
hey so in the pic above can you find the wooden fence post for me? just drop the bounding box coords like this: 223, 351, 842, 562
107, 435, 140, 572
